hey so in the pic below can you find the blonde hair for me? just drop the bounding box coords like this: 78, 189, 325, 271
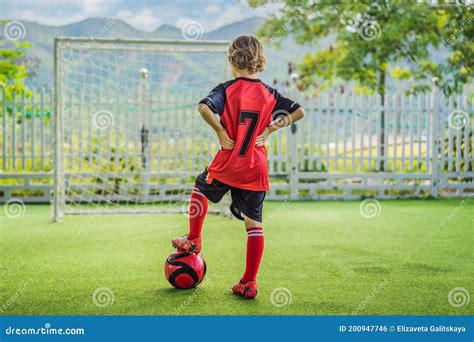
227, 35, 266, 73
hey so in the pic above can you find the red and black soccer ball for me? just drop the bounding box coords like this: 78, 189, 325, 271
164, 251, 206, 289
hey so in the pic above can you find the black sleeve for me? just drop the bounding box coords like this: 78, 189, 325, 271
199, 83, 226, 115
271, 89, 301, 120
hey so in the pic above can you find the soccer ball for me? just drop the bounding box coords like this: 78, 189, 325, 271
164, 251, 206, 289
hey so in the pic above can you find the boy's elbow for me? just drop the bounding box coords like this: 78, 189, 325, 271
197, 103, 208, 115
296, 107, 305, 119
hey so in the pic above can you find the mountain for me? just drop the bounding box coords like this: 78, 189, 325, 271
60, 18, 142, 38
2, 16, 449, 92
0, 17, 291, 88
205, 17, 265, 40
152, 24, 183, 39
2, 16, 302, 88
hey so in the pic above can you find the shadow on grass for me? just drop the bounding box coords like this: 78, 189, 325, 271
149, 286, 262, 309
154, 287, 200, 297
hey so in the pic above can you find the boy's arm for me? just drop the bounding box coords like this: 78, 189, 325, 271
256, 107, 305, 146
198, 103, 235, 149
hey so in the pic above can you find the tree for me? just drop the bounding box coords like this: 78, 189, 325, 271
0, 20, 31, 101
436, 4, 473, 96
251, 0, 473, 165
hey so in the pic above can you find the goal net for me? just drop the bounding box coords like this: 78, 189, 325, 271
53, 38, 230, 220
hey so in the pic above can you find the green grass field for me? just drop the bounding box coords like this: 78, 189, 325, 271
1, 199, 472, 315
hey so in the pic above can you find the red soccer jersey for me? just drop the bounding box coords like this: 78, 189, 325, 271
199, 77, 300, 191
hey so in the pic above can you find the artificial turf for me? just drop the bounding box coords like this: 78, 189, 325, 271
0, 199, 472, 315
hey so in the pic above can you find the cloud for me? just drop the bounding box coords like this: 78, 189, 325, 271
119, 8, 162, 32
0, 0, 282, 31
3, 0, 124, 26
7, 9, 87, 26
204, 3, 221, 15
80, 0, 118, 16
253, 2, 283, 14
210, 5, 246, 29
203, 2, 283, 31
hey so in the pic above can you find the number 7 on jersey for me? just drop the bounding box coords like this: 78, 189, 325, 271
238, 110, 259, 157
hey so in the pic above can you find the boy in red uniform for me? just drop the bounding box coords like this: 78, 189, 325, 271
172, 35, 305, 299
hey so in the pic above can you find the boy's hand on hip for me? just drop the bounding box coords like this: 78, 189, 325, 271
255, 127, 271, 147
217, 129, 235, 150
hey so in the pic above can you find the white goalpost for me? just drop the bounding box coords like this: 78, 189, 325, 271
52, 37, 230, 221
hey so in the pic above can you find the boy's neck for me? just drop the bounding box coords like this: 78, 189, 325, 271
234, 71, 259, 79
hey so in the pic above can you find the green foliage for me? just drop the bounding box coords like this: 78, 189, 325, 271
436, 6, 474, 95
252, 1, 473, 96
0, 20, 31, 100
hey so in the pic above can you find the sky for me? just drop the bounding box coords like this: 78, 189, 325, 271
0, 0, 282, 32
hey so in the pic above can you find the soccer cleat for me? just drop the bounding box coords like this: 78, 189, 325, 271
232, 280, 258, 299
171, 234, 202, 254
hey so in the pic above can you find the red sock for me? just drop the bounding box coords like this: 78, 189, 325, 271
242, 227, 264, 283
187, 186, 208, 240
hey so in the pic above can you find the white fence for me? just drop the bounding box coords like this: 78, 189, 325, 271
274, 85, 473, 199
0, 85, 472, 203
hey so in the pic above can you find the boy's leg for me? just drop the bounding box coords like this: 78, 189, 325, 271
187, 185, 208, 240
228, 188, 266, 284
228, 188, 265, 298
242, 216, 264, 283
172, 169, 230, 253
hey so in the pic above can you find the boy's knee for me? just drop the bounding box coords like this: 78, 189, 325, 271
244, 216, 262, 228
